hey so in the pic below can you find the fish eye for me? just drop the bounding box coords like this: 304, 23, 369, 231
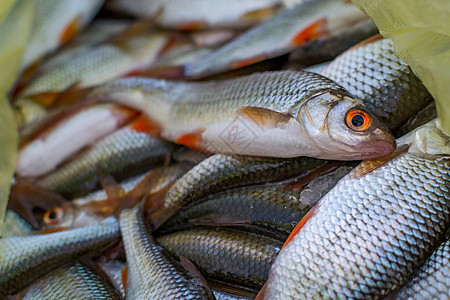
43, 207, 63, 225
345, 109, 371, 131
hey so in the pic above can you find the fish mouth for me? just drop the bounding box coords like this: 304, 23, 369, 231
357, 139, 397, 160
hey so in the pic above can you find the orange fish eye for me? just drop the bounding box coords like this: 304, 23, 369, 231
43, 207, 63, 225
345, 109, 371, 131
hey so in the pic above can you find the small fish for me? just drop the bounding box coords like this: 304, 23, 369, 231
98, 260, 127, 299
261, 120, 450, 299
158, 164, 350, 237
37, 116, 176, 198
119, 201, 215, 299
16, 263, 121, 299
91, 71, 395, 159
393, 230, 450, 299
16, 104, 138, 177
184, 0, 368, 77
21, 0, 104, 70
320, 36, 433, 134
106, 0, 281, 29
0, 217, 120, 297
157, 227, 283, 289
150, 154, 328, 229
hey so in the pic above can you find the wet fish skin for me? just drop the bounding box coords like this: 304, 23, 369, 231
17, 263, 121, 299
159, 165, 352, 237
263, 120, 450, 299
21, 0, 104, 70
37, 119, 176, 198
157, 227, 282, 289
2, 210, 35, 238
320, 37, 433, 133
92, 71, 395, 159
394, 230, 450, 300
98, 260, 126, 299
119, 202, 215, 299
0, 216, 120, 297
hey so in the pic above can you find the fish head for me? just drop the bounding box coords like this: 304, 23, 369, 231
298, 92, 395, 160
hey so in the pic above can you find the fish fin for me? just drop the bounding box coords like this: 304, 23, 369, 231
8, 177, 68, 229
190, 215, 251, 227
59, 16, 81, 44
350, 34, 384, 50
291, 17, 327, 45
255, 283, 268, 300
128, 65, 186, 80
178, 21, 208, 31
179, 256, 212, 292
284, 161, 345, 191
13, 58, 44, 97
129, 114, 161, 136
35, 226, 71, 234
176, 130, 205, 151
239, 5, 281, 22
109, 21, 152, 47
122, 265, 128, 292
282, 203, 319, 249
28, 92, 61, 106
209, 280, 258, 298
97, 172, 130, 218
238, 106, 292, 128
149, 206, 178, 230
231, 54, 267, 69
350, 145, 409, 179
50, 83, 92, 108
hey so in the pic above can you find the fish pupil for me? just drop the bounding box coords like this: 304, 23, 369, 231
48, 211, 57, 219
352, 114, 365, 127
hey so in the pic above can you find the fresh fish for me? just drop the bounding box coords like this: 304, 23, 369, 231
157, 227, 283, 289
396, 102, 437, 138
21, 0, 104, 70
158, 164, 351, 237
394, 230, 450, 299
151, 154, 328, 229
37, 116, 176, 198
106, 0, 281, 29
184, 0, 368, 77
2, 210, 35, 238
320, 37, 433, 133
261, 120, 450, 299
16, 104, 138, 177
119, 201, 215, 299
19, 30, 170, 100
16, 263, 121, 299
91, 71, 395, 159
98, 260, 126, 299
0, 216, 120, 297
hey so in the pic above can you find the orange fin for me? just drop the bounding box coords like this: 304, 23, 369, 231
129, 114, 161, 136
178, 21, 207, 31
176, 130, 205, 151
350, 145, 409, 179
231, 54, 267, 69
122, 265, 128, 292
59, 16, 81, 44
240, 5, 281, 22
282, 203, 319, 249
255, 283, 268, 300
36, 226, 70, 235
238, 106, 292, 128
29, 92, 61, 106
291, 17, 327, 45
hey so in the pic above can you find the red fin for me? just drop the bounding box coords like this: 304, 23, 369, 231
178, 21, 207, 31
282, 203, 319, 249
29, 92, 61, 106
129, 114, 161, 136
350, 145, 409, 179
122, 265, 128, 292
176, 131, 205, 151
255, 283, 268, 300
8, 177, 68, 229
239, 6, 280, 22
238, 106, 292, 128
59, 16, 80, 44
291, 18, 327, 45
231, 54, 267, 69
28, 83, 89, 108
284, 161, 345, 191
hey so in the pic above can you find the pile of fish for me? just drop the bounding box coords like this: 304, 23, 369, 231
2, 0, 449, 299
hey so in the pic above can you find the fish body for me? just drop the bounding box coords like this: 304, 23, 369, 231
107, 0, 281, 29
263, 120, 450, 299
21, 0, 104, 70
17, 104, 137, 177
20, 31, 169, 98
157, 227, 282, 288
98, 260, 126, 299
17, 263, 121, 299
92, 71, 395, 159
0, 216, 120, 296
2, 210, 35, 238
37, 116, 176, 198
320, 37, 433, 133
184, 0, 368, 77
394, 230, 450, 299
119, 202, 215, 299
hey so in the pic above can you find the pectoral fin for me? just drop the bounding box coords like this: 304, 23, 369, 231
238, 106, 292, 128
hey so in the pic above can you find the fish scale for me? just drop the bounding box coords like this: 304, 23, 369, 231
264, 123, 450, 299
